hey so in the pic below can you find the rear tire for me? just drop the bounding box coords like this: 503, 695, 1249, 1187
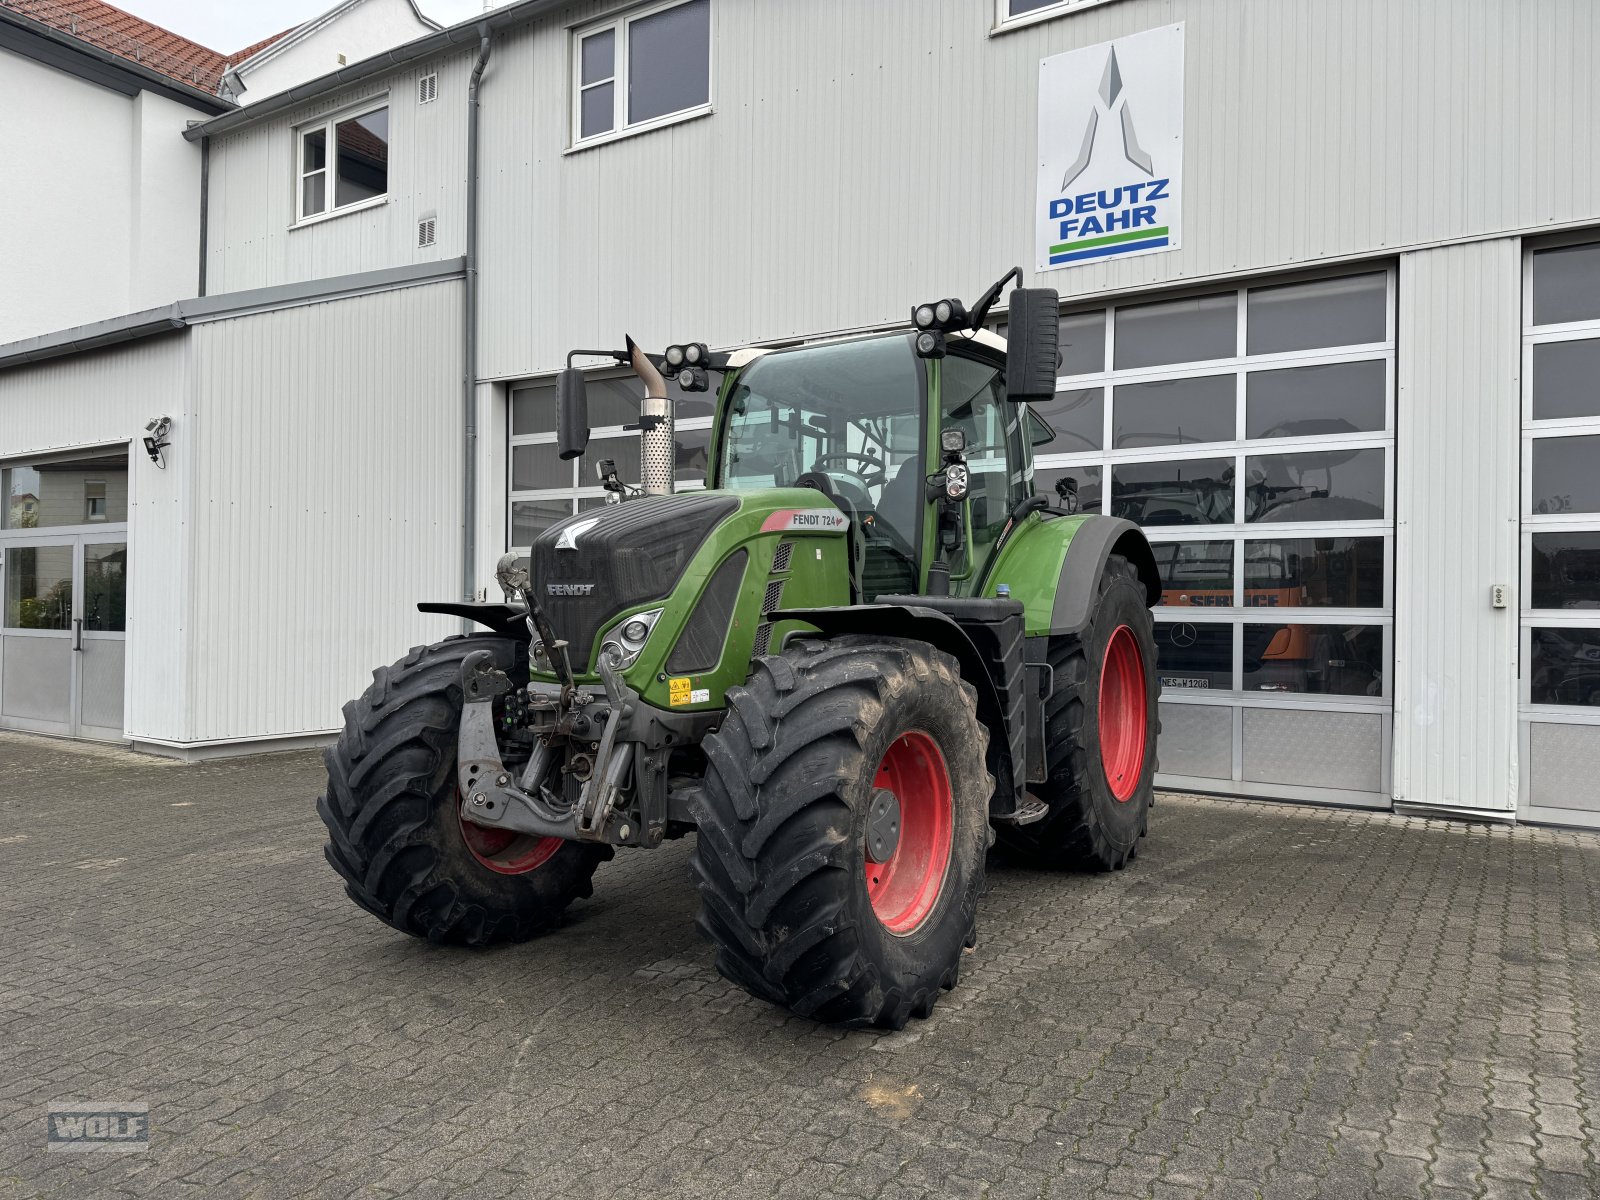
692, 636, 991, 1029
1000, 554, 1159, 870
317, 635, 609, 946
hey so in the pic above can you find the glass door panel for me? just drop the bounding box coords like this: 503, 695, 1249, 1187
0, 539, 77, 733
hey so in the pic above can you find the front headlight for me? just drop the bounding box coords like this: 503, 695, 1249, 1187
599, 608, 663, 670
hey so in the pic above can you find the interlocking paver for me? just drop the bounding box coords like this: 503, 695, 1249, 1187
2, 732, 1599, 1199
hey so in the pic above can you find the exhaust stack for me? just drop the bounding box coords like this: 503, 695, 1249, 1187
627, 337, 674, 496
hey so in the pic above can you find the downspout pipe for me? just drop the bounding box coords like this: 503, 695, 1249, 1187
463, 26, 493, 605
198, 134, 209, 296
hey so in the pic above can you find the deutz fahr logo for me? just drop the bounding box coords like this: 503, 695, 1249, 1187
1036, 24, 1184, 272
547, 583, 596, 596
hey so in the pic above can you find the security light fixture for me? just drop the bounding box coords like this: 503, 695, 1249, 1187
142, 416, 172, 468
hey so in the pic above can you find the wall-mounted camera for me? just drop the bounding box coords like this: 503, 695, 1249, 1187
142, 416, 172, 468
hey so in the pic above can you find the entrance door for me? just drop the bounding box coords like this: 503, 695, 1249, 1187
0, 535, 128, 740
1, 451, 129, 742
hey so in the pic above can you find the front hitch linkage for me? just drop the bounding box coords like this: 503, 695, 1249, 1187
455, 646, 639, 845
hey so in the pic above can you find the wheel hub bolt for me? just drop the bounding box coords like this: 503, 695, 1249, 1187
471, 792, 487, 806
866, 788, 901, 864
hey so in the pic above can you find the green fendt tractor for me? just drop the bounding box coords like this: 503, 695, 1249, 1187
318, 269, 1160, 1029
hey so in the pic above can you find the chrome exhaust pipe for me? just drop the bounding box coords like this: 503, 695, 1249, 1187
627, 337, 674, 496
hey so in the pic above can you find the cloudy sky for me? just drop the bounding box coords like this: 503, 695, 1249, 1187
113, 0, 489, 52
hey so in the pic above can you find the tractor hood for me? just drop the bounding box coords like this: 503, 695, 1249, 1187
531, 492, 740, 671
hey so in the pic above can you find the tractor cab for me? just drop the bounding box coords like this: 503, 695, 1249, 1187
712, 328, 1033, 602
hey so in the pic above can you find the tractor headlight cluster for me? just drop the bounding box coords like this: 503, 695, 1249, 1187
663, 343, 711, 391
600, 607, 663, 671
912, 297, 970, 359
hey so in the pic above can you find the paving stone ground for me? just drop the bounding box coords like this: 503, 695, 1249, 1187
1, 731, 1598, 1199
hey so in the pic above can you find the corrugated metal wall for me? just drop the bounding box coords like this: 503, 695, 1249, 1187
205, 51, 472, 293
183, 279, 464, 741
466, 0, 1600, 380
0, 335, 193, 742
197, 0, 1600, 375
1392, 239, 1523, 814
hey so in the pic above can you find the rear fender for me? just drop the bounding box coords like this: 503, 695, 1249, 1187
984, 513, 1159, 636
1050, 517, 1160, 636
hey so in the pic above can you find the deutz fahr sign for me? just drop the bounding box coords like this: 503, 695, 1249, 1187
1036, 23, 1185, 272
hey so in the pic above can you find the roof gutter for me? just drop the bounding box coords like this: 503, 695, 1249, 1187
462, 24, 493, 606
0, 8, 233, 114
183, 0, 569, 143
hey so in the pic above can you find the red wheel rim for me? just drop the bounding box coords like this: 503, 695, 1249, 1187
866, 731, 954, 935
457, 792, 563, 875
1099, 625, 1149, 802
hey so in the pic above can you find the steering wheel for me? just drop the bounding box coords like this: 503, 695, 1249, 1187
809, 450, 887, 489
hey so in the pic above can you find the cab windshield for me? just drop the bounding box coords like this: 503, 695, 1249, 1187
717, 334, 925, 593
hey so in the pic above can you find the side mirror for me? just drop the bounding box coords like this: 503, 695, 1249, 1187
1005, 287, 1060, 403
556, 368, 589, 461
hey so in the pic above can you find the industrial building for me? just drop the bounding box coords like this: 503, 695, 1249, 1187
1, 0, 1596, 829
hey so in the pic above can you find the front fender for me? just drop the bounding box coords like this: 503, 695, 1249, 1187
418, 601, 530, 639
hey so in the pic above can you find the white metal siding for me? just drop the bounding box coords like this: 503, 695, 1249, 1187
182, 280, 464, 741
0, 335, 193, 742
205, 51, 472, 293
1391, 239, 1522, 814
468, 0, 1600, 380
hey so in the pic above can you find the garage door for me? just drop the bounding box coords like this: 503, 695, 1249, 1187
1029, 267, 1396, 806
1521, 237, 1600, 827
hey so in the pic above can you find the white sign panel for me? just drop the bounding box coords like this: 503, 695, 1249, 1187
1036, 23, 1184, 272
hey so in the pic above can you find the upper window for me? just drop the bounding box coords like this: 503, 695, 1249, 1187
995, 0, 1122, 31
298, 103, 390, 222
572, 0, 711, 147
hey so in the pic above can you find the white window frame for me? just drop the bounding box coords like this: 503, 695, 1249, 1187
568, 0, 713, 152
507, 372, 713, 552
294, 97, 391, 227
991, 0, 1125, 36
1517, 236, 1600, 828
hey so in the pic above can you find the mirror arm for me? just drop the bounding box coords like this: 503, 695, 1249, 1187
969, 266, 1023, 331
565, 348, 631, 367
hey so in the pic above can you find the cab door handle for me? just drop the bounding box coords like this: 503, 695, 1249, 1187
72, 617, 83, 652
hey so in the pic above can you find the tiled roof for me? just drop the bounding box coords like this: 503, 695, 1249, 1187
229, 24, 298, 68
0, 0, 292, 93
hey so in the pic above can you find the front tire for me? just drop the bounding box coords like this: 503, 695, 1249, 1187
317, 635, 609, 946
1000, 553, 1159, 870
692, 636, 991, 1029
